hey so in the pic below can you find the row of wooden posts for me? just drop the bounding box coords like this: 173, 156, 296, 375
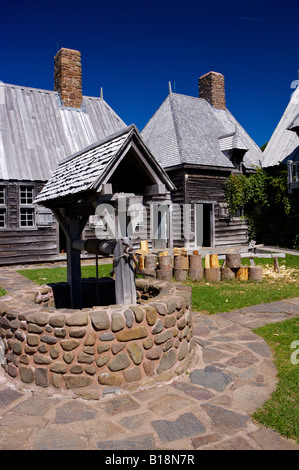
137, 251, 263, 282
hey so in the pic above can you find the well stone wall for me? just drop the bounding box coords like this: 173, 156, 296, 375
0, 278, 195, 392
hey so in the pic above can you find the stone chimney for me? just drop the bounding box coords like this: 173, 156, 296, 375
198, 71, 226, 110
54, 48, 83, 108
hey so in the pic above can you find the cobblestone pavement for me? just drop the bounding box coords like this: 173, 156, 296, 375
0, 267, 298, 450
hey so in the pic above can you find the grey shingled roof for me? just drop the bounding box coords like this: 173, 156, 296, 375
218, 130, 248, 152
0, 82, 127, 181
263, 86, 299, 167
35, 125, 175, 205
141, 92, 262, 170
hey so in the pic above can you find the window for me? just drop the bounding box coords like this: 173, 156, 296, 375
0, 186, 6, 228
19, 186, 35, 227
20, 208, 34, 227
20, 186, 34, 205
0, 209, 6, 228
0, 186, 5, 205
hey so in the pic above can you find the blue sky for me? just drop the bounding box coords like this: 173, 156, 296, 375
1, 0, 299, 147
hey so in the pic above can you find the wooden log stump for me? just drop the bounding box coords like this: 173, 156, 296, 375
174, 255, 189, 270
139, 269, 157, 279
158, 255, 172, 270
205, 267, 221, 282
248, 266, 263, 282
221, 267, 235, 281
189, 254, 202, 269
236, 267, 248, 281
226, 254, 241, 269
210, 254, 219, 268
189, 268, 204, 281
156, 269, 173, 281
174, 269, 187, 282
139, 256, 145, 270
140, 240, 149, 254
204, 254, 210, 268
145, 254, 157, 270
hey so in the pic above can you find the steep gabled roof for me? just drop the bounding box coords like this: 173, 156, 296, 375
34, 125, 175, 205
141, 92, 262, 170
263, 86, 299, 167
0, 82, 127, 181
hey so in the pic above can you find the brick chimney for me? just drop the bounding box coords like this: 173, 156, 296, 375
198, 71, 226, 110
54, 48, 83, 108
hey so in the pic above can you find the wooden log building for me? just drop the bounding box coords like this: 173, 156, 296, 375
141, 73, 264, 248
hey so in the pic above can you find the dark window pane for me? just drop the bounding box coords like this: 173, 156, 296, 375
20, 208, 34, 227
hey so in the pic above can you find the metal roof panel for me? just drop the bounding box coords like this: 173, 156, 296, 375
0, 82, 127, 181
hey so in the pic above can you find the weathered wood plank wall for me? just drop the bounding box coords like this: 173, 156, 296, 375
0, 181, 58, 265
186, 170, 248, 246
168, 168, 248, 248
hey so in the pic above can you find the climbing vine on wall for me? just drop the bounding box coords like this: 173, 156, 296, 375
225, 164, 299, 247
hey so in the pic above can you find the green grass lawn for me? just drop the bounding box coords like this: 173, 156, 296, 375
17, 263, 113, 285
16, 255, 299, 314
185, 254, 299, 314
252, 317, 299, 444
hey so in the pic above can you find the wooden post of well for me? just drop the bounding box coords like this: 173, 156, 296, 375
66, 216, 83, 309
113, 238, 137, 306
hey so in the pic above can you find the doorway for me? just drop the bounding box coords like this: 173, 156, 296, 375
151, 203, 170, 249
192, 202, 215, 248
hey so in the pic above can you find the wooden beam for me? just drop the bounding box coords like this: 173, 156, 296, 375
216, 253, 286, 260
274, 257, 280, 273
79, 214, 90, 234
143, 184, 167, 196
96, 183, 113, 195
66, 216, 83, 309
113, 238, 136, 306
51, 208, 70, 238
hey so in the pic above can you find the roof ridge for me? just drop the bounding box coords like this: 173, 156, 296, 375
0, 81, 118, 104
0, 81, 57, 95
170, 91, 204, 102
168, 93, 184, 164
141, 94, 169, 140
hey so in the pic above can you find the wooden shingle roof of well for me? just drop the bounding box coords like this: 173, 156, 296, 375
0, 82, 127, 181
141, 92, 263, 170
34, 125, 176, 206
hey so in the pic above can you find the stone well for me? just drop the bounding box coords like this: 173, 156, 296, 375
0, 278, 196, 391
